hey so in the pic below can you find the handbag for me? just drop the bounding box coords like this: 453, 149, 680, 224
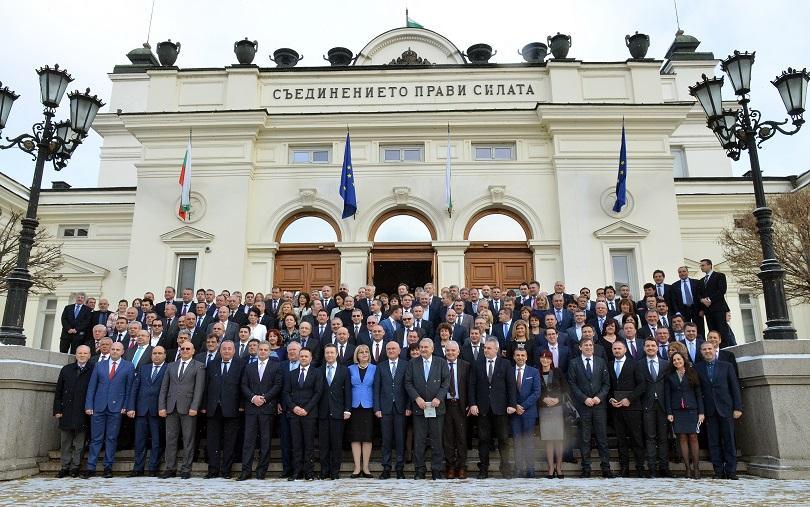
563, 396, 580, 425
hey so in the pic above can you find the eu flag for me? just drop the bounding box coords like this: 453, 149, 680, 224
339, 132, 357, 218
612, 122, 628, 213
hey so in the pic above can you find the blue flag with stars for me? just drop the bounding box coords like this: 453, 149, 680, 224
340, 132, 357, 218
612, 121, 628, 213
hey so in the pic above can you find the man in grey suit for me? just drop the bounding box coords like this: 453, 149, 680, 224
207, 306, 239, 342
567, 334, 613, 478
404, 338, 451, 480
158, 341, 206, 479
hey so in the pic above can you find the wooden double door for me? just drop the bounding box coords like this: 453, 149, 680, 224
274, 246, 339, 293
465, 242, 533, 290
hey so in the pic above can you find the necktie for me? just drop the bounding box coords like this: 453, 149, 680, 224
649, 360, 658, 379
239, 343, 246, 357
556, 310, 562, 323
609, 301, 615, 312
258, 361, 265, 381
109, 361, 116, 380
355, 325, 360, 337
129, 337, 136, 349
339, 344, 345, 359
99, 313, 105, 325
599, 317, 605, 332
221, 361, 228, 375
662, 316, 668, 328
182, 304, 188, 315
658, 284, 664, 297
615, 360, 622, 378
503, 324, 508, 338
473, 345, 479, 361
423, 360, 431, 381
683, 280, 693, 306
688, 341, 695, 362
207, 352, 213, 365
196, 318, 202, 330
179, 361, 186, 378
74, 305, 80, 318
151, 365, 159, 382
448, 362, 457, 398
517, 366, 523, 391
585, 358, 592, 379
487, 360, 494, 381
374, 342, 381, 362
327, 364, 334, 385
390, 361, 397, 378
629, 340, 636, 358
708, 362, 715, 382
298, 367, 306, 387
661, 344, 668, 359
320, 325, 325, 337
415, 320, 420, 329
133, 346, 144, 366
551, 346, 558, 366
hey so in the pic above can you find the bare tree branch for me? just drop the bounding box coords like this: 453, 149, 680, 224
0, 211, 65, 295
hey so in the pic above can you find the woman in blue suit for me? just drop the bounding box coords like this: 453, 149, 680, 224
665, 351, 705, 479
348, 344, 376, 478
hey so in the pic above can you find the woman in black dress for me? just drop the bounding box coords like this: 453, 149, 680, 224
538, 350, 569, 479
665, 351, 705, 479
348, 345, 376, 478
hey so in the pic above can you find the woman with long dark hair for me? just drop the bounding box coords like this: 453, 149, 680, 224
664, 351, 705, 479
538, 350, 568, 478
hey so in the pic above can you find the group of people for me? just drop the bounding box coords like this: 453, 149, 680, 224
53, 258, 743, 481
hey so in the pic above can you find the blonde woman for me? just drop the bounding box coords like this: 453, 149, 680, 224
348, 344, 376, 478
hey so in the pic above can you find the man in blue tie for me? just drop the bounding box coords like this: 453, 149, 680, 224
126, 345, 167, 477
60, 292, 93, 354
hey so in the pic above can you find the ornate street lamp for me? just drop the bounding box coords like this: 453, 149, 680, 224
690, 51, 809, 340
0, 65, 104, 345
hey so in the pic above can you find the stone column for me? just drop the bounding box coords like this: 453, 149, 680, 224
432, 241, 470, 287
528, 239, 562, 287
336, 242, 373, 292
732, 339, 810, 479
245, 243, 278, 290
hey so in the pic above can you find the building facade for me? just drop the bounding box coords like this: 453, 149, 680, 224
2, 26, 807, 349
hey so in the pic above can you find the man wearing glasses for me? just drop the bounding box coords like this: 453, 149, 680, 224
149, 320, 169, 349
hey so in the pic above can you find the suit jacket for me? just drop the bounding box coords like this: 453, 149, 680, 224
393, 327, 425, 349
547, 309, 574, 330
368, 339, 388, 365
698, 271, 730, 313
663, 372, 704, 415
460, 341, 485, 366
54, 361, 94, 430
335, 342, 356, 366
679, 338, 705, 365
283, 365, 324, 417
319, 362, 352, 419
89, 310, 112, 331
111, 331, 132, 351
228, 310, 248, 327
566, 355, 610, 409
298, 336, 323, 367
373, 358, 409, 415
158, 359, 206, 415
241, 359, 282, 415
413, 319, 434, 339
717, 349, 739, 379
404, 355, 451, 416
695, 360, 742, 418
535, 343, 571, 374
624, 337, 646, 362
207, 320, 239, 342
195, 350, 220, 368
85, 358, 135, 413
162, 317, 180, 349
60, 303, 92, 343
205, 357, 245, 417
127, 362, 167, 416
492, 320, 516, 347
469, 356, 518, 415
513, 364, 541, 419
608, 358, 646, 410
356, 298, 373, 318
640, 356, 670, 411
155, 300, 181, 319
355, 326, 373, 348
671, 277, 701, 317
349, 363, 375, 409
445, 358, 471, 408
124, 344, 153, 370
381, 318, 401, 342
313, 323, 332, 344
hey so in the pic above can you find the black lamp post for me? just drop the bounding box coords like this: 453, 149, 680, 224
689, 52, 808, 340
0, 65, 104, 346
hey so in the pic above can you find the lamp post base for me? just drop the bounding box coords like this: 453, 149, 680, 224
0, 326, 27, 346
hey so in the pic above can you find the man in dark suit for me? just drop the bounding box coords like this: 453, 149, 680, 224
61, 292, 93, 354
155, 286, 181, 319
227, 296, 248, 327
83, 342, 134, 478
345, 308, 367, 344
491, 309, 515, 349
278, 342, 302, 478
53, 345, 94, 478
671, 266, 703, 335
567, 336, 613, 478
461, 328, 485, 365
158, 341, 206, 479
374, 341, 410, 479
298, 322, 322, 367
405, 338, 451, 480
111, 317, 131, 350
410, 305, 433, 339
204, 341, 244, 479
125, 345, 167, 477
641, 337, 671, 477
588, 302, 612, 339
681, 322, 705, 365
547, 281, 575, 307
195, 335, 220, 367
283, 348, 323, 481
238, 341, 282, 481
622, 321, 645, 362
89, 298, 112, 335
334, 327, 356, 366
442, 341, 471, 479
549, 294, 574, 330
698, 259, 733, 347
313, 309, 332, 344
536, 327, 570, 374
193, 303, 213, 349
510, 346, 541, 478
469, 338, 518, 479
608, 341, 646, 477
652, 269, 674, 309
639, 310, 662, 342
368, 325, 388, 365
207, 306, 239, 342
393, 314, 425, 349
355, 315, 375, 348
318, 343, 351, 480
696, 341, 743, 480
706, 331, 739, 379
123, 330, 152, 371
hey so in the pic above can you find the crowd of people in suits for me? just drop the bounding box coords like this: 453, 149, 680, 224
52, 258, 743, 481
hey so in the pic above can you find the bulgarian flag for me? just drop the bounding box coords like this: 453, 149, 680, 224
406, 9, 424, 28
178, 137, 192, 221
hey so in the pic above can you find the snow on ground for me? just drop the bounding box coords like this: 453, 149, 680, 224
0, 476, 808, 506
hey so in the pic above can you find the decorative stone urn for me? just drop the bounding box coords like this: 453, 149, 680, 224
270, 48, 303, 68
324, 47, 354, 66
234, 38, 258, 64
156, 39, 180, 66
520, 42, 547, 63
465, 43, 495, 64
547, 32, 571, 59
626, 32, 650, 59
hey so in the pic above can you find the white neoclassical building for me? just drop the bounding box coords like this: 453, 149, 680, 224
1, 26, 807, 350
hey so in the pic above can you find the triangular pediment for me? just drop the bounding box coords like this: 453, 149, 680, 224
160, 226, 214, 245
59, 255, 109, 278
593, 220, 650, 240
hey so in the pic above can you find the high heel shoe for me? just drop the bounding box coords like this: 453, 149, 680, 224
350, 472, 361, 478
361, 472, 373, 479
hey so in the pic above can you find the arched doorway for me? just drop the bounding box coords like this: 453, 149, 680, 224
369, 210, 436, 296
464, 209, 533, 291
274, 212, 340, 292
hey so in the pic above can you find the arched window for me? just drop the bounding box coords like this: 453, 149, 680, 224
370, 210, 435, 242
277, 214, 340, 244
466, 211, 530, 241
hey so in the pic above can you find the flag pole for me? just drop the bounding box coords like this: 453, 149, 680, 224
445, 122, 453, 218
405, 7, 408, 27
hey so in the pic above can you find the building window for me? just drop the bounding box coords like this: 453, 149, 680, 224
610, 249, 638, 298
39, 297, 58, 350
59, 225, 89, 238
738, 292, 760, 343
473, 144, 516, 161
672, 147, 688, 177
176, 256, 197, 292
290, 147, 331, 164
382, 146, 423, 163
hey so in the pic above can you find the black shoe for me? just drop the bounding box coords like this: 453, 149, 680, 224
602, 470, 615, 479
305, 474, 315, 481
432, 472, 444, 480
414, 471, 426, 480
361, 472, 373, 479
332, 474, 340, 480
57, 469, 70, 478
80, 470, 94, 479
159, 470, 176, 479
256, 473, 266, 480
286, 475, 295, 481
203, 472, 218, 479
396, 470, 406, 479
635, 468, 646, 478
477, 470, 489, 479
70, 468, 80, 478
236, 473, 251, 481
545, 474, 554, 479
580, 469, 591, 478
146, 470, 158, 477
658, 469, 671, 478
619, 468, 630, 478
350, 473, 361, 478
379, 470, 391, 480
727, 473, 739, 480
103, 469, 113, 479
557, 473, 565, 479
221, 472, 231, 480
180, 472, 191, 479
127, 470, 144, 478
